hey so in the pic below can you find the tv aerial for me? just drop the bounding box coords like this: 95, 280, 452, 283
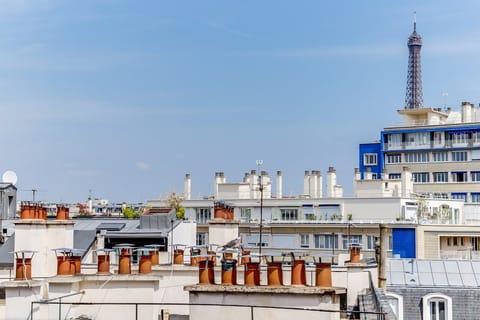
2, 170, 18, 185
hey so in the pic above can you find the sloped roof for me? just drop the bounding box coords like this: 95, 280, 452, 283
388, 258, 480, 287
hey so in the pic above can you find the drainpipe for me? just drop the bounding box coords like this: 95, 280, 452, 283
378, 224, 388, 289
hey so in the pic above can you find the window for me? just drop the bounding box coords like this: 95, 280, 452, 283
405, 152, 429, 163
451, 193, 467, 202
314, 234, 339, 249
432, 152, 448, 162
472, 131, 480, 145
433, 172, 448, 183
247, 234, 268, 247
452, 132, 468, 145
406, 132, 429, 146
386, 292, 404, 320
433, 132, 443, 145
472, 193, 480, 203
389, 173, 401, 180
471, 172, 480, 182
413, 172, 430, 183
363, 153, 378, 166
196, 208, 211, 223
387, 134, 402, 147
342, 235, 362, 249
386, 154, 401, 164
196, 233, 207, 246
300, 234, 310, 248
451, 172, 467, 182
240, 208, 252, 222
280, 208, 298, 221
452, 151, 467, 162
367, 235, 377, 250
422, 293, 452, 320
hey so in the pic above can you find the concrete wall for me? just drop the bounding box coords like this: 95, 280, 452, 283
187, 286, 343, 320
14, 220, 74, 278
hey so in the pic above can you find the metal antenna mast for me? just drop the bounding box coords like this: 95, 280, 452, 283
405, 12, 424, 109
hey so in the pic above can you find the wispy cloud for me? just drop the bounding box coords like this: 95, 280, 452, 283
0, 0, 56, 15
241, 43, 403, 58
136, 161, 150, 170
426, 38, 480, 56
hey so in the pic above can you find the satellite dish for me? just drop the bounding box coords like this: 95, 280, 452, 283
2, 170, 18, 185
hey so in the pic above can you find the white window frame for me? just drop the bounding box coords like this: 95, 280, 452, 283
280, 208, 298, 221
363, 153, 378, 166
300, 234, 310, 248
422, 293, 452, 320
386, 154, 401, 164
433, 172, 448, 183
452, 151, 467, 162
386, 292, 404, 320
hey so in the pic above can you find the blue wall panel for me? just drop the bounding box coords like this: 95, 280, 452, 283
359, 142, 382, 179
392, 228, 416, 258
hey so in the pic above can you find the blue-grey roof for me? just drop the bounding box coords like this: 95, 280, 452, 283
0, 235, 14, 267
74, 230, 96, 255
388, 258, 480, 287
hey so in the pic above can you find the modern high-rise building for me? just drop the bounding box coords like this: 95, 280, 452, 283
359, 21, 480, 203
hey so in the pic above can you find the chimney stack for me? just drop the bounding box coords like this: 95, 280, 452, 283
303, 171, 310, 197
184, 174, 191, 200
327, 167, 337, 197
276, 171, 283, 199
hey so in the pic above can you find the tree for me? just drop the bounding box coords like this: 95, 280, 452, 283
167, 192, 185, 220
121, 206, 143, 219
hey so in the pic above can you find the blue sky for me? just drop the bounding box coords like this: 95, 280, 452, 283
2, 0, 480, 203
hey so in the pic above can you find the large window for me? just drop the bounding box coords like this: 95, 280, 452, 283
364, 153, 378, 166
405, 152, 429, 163
432, 152, 448, 162
406, 132, 429, 146
472, 193, 480, 203
451, 172, 467, 182
413, 172, 430, 183
387, 134, 402, 147
422, 293, 452, 320
314, 234, 339, 249
452, 132, 468, 145
472, 131, 480, 145
386, 154, 401, 164
196, 208, 211, 223
471, 172, 480, 182
280, 208, 298, 221
433, 172, 448, 183
451, 193, 467, 202
452, 151, 467, 162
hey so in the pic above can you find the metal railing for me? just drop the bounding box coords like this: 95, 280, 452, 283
30, 300, 388, 320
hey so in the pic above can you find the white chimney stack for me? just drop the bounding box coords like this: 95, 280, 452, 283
461, 101, 473, 123
184, 174, 191, 200
276, 171, 283, 199
309, 170, 318, 199
401, 166, 413, 197
327, 167, 336, 198
214, 172, 222, 199
316, 171, 323, 198
303, 170, 310, 198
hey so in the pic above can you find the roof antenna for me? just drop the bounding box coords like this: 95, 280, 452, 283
413, 11, 417, 33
